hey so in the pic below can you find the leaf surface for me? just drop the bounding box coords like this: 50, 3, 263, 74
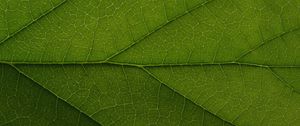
0, 0, 300, 126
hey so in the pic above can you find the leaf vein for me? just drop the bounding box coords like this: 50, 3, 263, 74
8, 64, 103, 126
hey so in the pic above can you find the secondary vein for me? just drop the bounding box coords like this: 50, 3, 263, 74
104, 0, 216, 62
0, 0, 67, 45
235, 26, 300, 61
140, 66, 235, 126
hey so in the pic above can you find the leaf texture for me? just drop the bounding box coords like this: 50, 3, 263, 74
0, 0, 300, 126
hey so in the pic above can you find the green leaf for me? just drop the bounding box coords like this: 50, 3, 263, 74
0, 0, 300, 125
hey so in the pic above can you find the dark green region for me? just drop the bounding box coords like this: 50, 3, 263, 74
0, 64, 100, 126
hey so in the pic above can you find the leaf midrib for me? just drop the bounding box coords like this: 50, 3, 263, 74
1, 60, 299, 68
